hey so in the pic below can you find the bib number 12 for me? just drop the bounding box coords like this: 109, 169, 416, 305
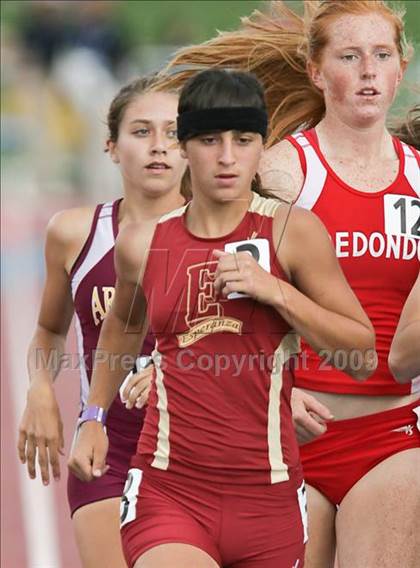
384, 194, 420, 239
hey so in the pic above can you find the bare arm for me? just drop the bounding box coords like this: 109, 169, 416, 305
18, 208, 93, 484
273, 206, 376, 379
388, 273, 420, 382
26, 213, 79, 386
68, 220, 156, 481
261, 142, 340, 438
261, 143, 373, 367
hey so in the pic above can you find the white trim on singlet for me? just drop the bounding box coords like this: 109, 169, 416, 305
71, 201, 115, 298
151, 349, 170, 470
70, 201, 116, 408
74, 312, 90, 407
292, 133, 328, 211
249, 192, 281, 217
401, 142, 420, 197
268, 332, 300, 484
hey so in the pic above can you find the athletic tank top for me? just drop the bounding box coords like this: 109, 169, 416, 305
287, 129, 420, 395
70, 199, 154, 431
133, 192, 301, 485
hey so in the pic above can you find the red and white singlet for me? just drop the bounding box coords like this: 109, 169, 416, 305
287, 129, 420, 396
132, 193, 302, 485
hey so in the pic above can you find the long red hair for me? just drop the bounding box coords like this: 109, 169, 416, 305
156, 1, 413, 147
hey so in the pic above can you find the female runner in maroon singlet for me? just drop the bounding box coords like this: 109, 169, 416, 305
17, 76, 187, 568
69, 68, 375, 568
154, 2, 420, 566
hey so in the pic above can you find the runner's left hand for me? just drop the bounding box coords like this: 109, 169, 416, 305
121, 365, 154, 410
213, 249, 279, 304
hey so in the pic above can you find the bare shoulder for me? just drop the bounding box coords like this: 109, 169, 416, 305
287, 205, 326, 232
45, 206, 96, 271
46, 206, 96, 248
260, 139, 304, 202
274, 202, 323, 234
287, 206, 331, 248
115, 218, 159, 284
273, 205, 332, 274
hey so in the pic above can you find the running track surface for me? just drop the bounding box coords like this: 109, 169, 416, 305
2, 199, 83, 567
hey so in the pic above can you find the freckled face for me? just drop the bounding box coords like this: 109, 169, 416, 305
309, 14, 404, 127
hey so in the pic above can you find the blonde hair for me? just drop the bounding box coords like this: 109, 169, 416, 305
156, 1, 413, 147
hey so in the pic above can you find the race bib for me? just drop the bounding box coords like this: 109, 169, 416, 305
224, 238, 270, 299
384, 194, 420, 239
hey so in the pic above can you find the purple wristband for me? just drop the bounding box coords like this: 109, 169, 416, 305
78, 405, 107, 427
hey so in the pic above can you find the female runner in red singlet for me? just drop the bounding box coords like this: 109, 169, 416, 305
154, 1, 420, 566
17, 76, 187, 568
69, 68, 375, 568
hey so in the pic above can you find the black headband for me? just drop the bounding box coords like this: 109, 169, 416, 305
177, 107, 268, 142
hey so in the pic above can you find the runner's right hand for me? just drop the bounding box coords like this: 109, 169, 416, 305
17, 380, 64, 485
68, 421, 109, 482
291, 388, 334, 445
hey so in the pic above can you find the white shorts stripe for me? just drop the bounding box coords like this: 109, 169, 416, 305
120, 468, 143, 528
297, 481, 308, 543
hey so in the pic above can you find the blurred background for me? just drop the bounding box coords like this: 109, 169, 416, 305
1, 1, 419, 566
